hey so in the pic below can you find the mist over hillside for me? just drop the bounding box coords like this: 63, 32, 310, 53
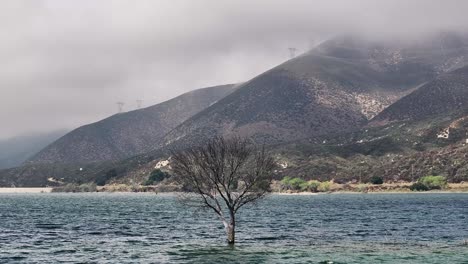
0, 130, 67, 169
157, 33, 468, 150
28, 84, 236, 164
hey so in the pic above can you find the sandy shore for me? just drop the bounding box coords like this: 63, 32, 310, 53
0, 188, 52, 193
275, 192, 320, 195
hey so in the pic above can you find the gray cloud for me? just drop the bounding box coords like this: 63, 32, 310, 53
1, 0, 467, 139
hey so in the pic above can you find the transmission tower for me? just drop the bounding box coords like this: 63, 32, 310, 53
136, 99, 143, 109
117, 102, 125, 113
288, 47, 297, 59
439, 39, 446, 59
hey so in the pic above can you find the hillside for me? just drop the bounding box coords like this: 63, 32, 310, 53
157, 33, 468, 150
364, 65, 468, 152
28, 84, 236, 164
275, 65, 468, 184
371, 65, 468, 123
0, 130, 67, 169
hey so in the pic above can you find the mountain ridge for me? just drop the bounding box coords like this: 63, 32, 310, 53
371, 65, 468, 124
0, 130, 67, 169
28, 84, 236, 164
157, 33, 468, 151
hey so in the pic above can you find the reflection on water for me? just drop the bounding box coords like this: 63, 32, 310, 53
0, 193, 467, 263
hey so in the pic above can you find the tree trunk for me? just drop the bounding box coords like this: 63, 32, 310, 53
225, 211, 236, 244
226, 222, 235, 244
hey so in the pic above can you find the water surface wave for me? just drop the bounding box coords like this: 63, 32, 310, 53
0, 193, 467, 263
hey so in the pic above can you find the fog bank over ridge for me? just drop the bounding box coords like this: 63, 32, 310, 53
1, 0, 467, 139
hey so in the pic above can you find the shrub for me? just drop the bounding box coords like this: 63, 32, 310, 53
409, 176, 447, 191
419, 175, 447, 190
144, 169, 170, 186
369, 176, 384, 185
306, 180, 321, 192
280, 176, 293, 189
409, 182, 430, 191
299, 181, 309, 191
280, 177, 310, 191
280, 177, 332, 192
318, 181, 331, 192
95, 169, 118, 186
289, 177, 307, 191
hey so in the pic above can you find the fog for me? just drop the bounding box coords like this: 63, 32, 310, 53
1, 0, 467, 139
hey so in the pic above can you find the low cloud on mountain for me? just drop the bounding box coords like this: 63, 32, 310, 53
1, 0, 467, 139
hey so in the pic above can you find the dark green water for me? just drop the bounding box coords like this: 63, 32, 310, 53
0, 193, 467, 263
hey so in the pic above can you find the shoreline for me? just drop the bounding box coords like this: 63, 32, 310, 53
1, 188, 468, 194
2, 182, 468, 194
0, 188, 52, 193
275, 190, 468, 195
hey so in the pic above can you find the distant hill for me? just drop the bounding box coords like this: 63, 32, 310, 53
0, 130, 67, 169
28, 84, 236, 164
371, 65, 468, 124
246, 66, 468, 185
158, 33, 468, 150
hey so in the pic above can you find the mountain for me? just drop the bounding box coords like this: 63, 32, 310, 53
4, 33, 468, 187
28, 84, 236, 164
371, 65, 468, 124
364, 64, 468, 151
242, 65, 468, 185
0, 130, 67, 169
157, 33, 468, 150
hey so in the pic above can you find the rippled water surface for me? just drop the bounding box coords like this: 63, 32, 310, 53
1, 193, 467, 263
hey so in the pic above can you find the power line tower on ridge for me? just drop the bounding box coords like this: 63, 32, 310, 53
289, 47, 297, 59
117, 102, 125, 113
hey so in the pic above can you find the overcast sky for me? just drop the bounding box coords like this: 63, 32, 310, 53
1, 0, 467, 139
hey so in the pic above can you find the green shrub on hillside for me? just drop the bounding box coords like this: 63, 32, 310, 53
280, 177, 332, 192
280, 177, 313, 191
369, 176, 384, 185
418, 175, 447, 190
95, 169, 118, 186
306, 180, 321, 192
289, 177, 307, 190
409, 182, 430, 191
409, 175, 447, 191
318, 181, 331, 192
144, 169, 170, 186
280, 176, 293, 187
280, 176, 302, 190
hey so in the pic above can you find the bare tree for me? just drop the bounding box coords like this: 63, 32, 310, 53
171, 136, 275, 244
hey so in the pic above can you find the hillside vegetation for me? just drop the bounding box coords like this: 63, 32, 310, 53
28, 84, 235, 164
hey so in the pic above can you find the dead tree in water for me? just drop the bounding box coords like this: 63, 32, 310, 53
171, 136, 275, 244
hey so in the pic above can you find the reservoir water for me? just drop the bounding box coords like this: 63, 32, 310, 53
0, 193, 467, 263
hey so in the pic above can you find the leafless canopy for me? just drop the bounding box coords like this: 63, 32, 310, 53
171, 136, 275, 243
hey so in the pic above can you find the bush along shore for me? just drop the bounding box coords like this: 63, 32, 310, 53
272, 175, 468, 194
50, 175, 468, 193
51, 183, 181, 193
49, 168, 468, 193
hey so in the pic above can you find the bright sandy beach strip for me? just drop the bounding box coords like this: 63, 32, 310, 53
0, 188, 52, 193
